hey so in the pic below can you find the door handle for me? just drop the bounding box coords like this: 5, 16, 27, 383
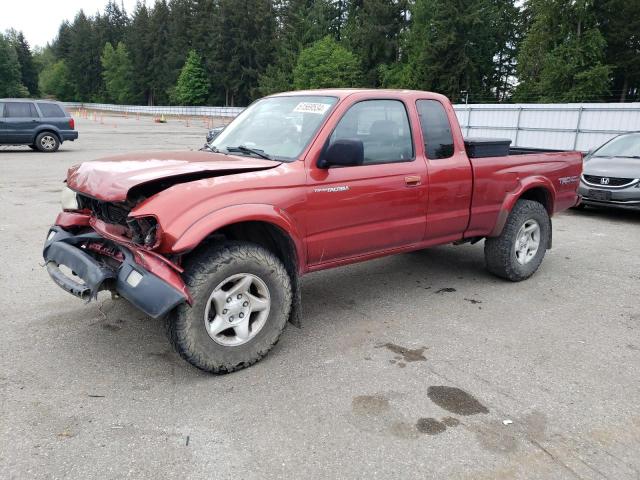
405, 175, 421, 186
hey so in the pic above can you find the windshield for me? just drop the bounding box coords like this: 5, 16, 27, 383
210, 95, 338, 161
592, 133, 640, 158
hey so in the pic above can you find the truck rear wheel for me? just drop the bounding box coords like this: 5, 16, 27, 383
484, 200, 551, 281
168, 241, 292, 374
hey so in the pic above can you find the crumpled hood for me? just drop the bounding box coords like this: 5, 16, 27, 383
583, 156, 640, 179
67, 150, 281, 202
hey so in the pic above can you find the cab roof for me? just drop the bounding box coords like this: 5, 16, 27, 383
270, 88, 448, 101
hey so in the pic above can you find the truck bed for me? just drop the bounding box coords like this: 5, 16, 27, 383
464, 149, 583, 238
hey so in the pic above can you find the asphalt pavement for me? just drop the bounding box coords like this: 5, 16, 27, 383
1, 114, 638, 479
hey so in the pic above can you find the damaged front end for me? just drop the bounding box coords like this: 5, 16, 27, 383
43, 211, 190, 319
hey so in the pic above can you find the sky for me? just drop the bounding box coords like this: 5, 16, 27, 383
0, 0, 139, 49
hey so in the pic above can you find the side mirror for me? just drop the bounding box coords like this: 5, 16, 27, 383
319, 139, 364, 168
206, 126, 225, 143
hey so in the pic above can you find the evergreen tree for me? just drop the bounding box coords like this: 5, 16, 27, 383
343, 0, 408, 87
0, 33, 28, 97
53, 21, 73, 59
96, 0, 129, 47
258, 0, 344, 95
172, 49, 210, 105
515, 0, 611, 102
8, 31, 39, 95
148, 0, 172, 104
167, 0, 195, 87
66, 10, 104, 101
36, 0, 635, 105
127, 1, 154, 104
402, 0, 507, 102
101, 42, 135, 104
488, 0, 521, 101
217, 0, 276, 105
596, 0, 640, 102
192, 0, 222, 103
293, 35, 362, 89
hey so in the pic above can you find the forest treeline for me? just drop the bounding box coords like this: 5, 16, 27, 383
1, 0, 638, 106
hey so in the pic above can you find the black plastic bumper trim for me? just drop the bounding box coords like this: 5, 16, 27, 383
43, 226, 186, 318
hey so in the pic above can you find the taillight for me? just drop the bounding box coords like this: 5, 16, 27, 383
69, 118, 75, 129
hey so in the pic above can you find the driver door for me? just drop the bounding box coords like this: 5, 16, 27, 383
305, 99, 428, 266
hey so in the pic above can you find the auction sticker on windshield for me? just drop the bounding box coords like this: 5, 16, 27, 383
293, 102, 331, 114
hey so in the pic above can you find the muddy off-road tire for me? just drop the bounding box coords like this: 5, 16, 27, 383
484, 200, 551, 282
169, 242, 292, 374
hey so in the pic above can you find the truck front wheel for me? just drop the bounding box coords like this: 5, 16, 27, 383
484, 200, 551, 281
169, 242, 292, 373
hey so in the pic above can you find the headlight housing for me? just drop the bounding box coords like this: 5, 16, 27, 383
60, 186, 79, 211
127, 216, 161, 249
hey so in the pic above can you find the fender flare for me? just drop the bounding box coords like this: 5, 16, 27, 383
33, 125, 62, 143
170, 203, 306, 268
489, 176, 556, 237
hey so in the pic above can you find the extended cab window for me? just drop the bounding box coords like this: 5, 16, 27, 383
38, 103, 65, 118
416, 100, 454, 159
329, 100, 413, 164
4, 102, 39, 118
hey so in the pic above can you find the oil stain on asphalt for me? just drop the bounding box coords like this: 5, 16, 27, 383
416, 418, 447, 435
435, 287, 457, 294
427, 386, 489, 416
378, 343, 427, 362
350, 394, 420, 439
350, 388, 486, 439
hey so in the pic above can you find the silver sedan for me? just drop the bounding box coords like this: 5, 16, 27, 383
578, 132, 640, 210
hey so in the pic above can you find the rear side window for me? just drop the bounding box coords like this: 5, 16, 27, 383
416, 100, 454, 159
38, 103, 65, 118
4, 102, 39, 118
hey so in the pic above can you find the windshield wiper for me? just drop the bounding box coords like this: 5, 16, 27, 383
226, 145, 271, 160
199, 143, 226, 154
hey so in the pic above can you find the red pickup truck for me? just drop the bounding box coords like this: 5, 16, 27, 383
44, 89, 582, 373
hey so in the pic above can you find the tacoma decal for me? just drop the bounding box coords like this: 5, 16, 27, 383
313, 186, 350, 193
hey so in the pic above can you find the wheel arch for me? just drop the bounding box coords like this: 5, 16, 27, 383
489, 178, 556, 237
172, 205, 305, 326
33, 127, 62, 144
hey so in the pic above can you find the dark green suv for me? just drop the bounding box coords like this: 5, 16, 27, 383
0, 99, 78, 152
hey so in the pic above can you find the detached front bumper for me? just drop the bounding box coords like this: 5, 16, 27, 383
43, 226, 187, 318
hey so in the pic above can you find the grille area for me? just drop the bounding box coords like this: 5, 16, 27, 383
77, 194, 131, 225
582, 175, 636, 187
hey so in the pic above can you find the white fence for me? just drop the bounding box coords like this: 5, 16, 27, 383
64, 101, 640, 152
63, 102, 244, 118
453, 103, 640, 151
